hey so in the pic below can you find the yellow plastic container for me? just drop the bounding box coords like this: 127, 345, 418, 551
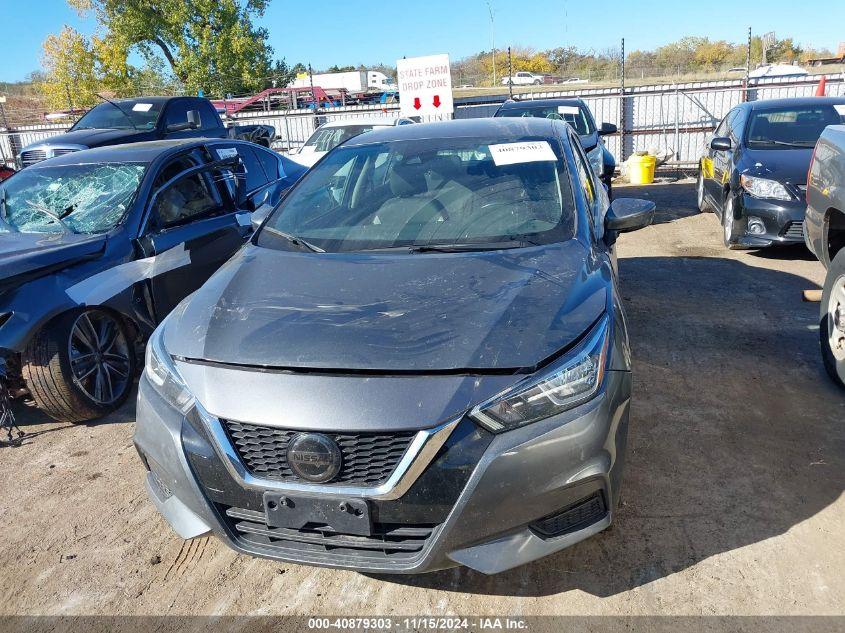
628, 153, 656, 185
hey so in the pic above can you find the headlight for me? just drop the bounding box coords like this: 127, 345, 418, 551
740, 175, 791, 201
144, 322, 195, 414
470, 316, 610, 433
587, 145, 604, 176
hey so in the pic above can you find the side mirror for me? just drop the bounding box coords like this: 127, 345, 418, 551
166, 110, 201, 133
710, 136, 732, 151
598, 122, 617, 136
250, 202, 275, 231
605, 198, 655, 234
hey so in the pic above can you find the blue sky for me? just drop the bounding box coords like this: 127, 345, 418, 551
2, 0, 844, 82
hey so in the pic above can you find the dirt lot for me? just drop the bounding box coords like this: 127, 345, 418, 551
1, 181, 843, 618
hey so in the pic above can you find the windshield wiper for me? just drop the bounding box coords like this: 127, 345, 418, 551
24, 200, 73, 233
264, 227, 325, 253
409, 241, 535, 253
755, 139, 815, 148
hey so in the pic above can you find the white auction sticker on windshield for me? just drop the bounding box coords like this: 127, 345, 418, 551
132, 103, 153, 112
488, 141, 557, 166
557, 105, 580, 115
835, 104, 845, 116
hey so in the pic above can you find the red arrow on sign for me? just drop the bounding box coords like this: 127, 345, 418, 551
433, 95, 441, 108
413, 97, 422, 110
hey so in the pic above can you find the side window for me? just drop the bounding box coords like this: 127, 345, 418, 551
254, 146, 282, 181
713, 113, 730, 137
163, 100, 191, 130
570, 136, 601, 235
152, 167, 228, 229
729, 109, 747, 144
197, 101, 221, 131
209, 145, 268, 194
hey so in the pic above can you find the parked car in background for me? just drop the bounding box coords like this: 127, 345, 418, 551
0, 165, 14, 182
0, 139, 306, 423
805, 124, 845, 388
135, 117, 655, 575
502, 72, 545, 86
15, 96, 276, 169
290, 116, 415, 168
748, 64, 809, 79
697, 97, 845, 249
494, 97, 617, 196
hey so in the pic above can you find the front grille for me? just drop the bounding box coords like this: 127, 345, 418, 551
530, 493, 608, 538
223, 505, 437, 560
223, 420, 417, 486
51, 148, 78, 157
781, 221, 805, 240
20, 150, 47, 167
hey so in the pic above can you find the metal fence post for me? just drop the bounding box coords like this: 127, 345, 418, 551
619, 38, 627, 162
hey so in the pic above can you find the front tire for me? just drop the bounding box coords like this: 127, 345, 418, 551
722, 193, 747, 250
22, 309, 136, 423
820, 250, 845, 389
697, 167, 712, 213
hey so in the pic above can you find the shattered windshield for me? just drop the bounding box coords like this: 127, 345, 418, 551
71, 101, 161, 131
0, 163, 146, 234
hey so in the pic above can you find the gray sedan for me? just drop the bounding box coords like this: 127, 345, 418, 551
134, 118, 654, 574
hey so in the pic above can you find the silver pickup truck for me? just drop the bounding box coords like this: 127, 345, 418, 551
806, 124, 845, 388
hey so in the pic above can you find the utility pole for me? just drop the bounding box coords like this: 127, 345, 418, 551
308, 64, 316, 108
507, 47, 513, 98
620, 38, 626, 162
487, 1, 497, 86
745, 27, 752, 102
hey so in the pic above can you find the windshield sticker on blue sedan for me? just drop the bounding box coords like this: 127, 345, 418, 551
215, 148, 239, 160
835, 105, 845, 116
557, 105, 580, 115
488, 141, 557, 166
132, 103, 153, 112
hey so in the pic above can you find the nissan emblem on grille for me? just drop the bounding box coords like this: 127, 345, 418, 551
286, 433, 342, 483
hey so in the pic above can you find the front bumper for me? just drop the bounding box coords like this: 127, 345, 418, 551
135, 368, 631, 575
734, 192, 807, 248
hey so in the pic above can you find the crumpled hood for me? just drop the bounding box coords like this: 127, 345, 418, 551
740, 148, 814, 185
0, 232, 107, 283
165, 240, 608, 372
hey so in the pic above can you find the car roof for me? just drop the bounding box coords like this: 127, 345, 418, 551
94, 96, 186, 106
343, 117, 559, 146
24, 139, 244, 168
319, 117, 401, 129
746, 96, 845, 110
497, 97, 586, 110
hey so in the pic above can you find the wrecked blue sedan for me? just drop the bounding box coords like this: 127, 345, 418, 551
0, 139, 305, 423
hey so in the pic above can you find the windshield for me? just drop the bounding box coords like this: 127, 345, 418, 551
496, 105, 594, 136
72, 101, 161, 131
302, 125, 381, 153
259, 135, 575, 253
746, 105, 845, 149
0, 163, 145, 234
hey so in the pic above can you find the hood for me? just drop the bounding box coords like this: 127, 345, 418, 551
739, 147, 813, 185
165, 240, 608, 372
24, 128, 153, 150
0, 232, 107, 285
289, 149, 321, 168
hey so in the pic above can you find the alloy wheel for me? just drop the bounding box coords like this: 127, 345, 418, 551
68, 311, 132, 405
828, 274, 845, 362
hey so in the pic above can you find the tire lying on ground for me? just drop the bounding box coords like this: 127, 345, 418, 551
21, 308, 136, 423
820, 249, 845, 389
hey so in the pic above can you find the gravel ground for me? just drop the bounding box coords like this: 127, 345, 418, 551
0, 181, 843, 619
